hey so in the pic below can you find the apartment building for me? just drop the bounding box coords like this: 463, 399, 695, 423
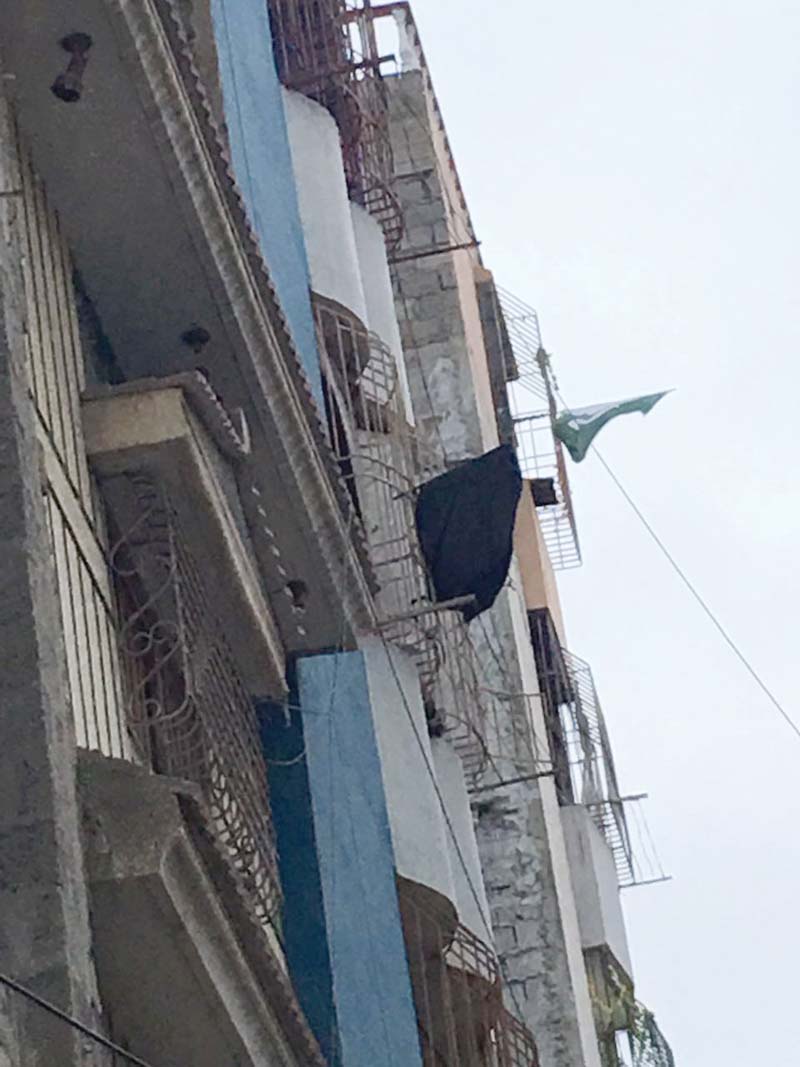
0, 3, 671, 1067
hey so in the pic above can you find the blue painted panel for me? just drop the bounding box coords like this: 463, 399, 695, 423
260, 698, 338, 1061
289, 651, 423, 1067
209, 0, 323, 406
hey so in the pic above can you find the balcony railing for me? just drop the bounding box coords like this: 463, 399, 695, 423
267, 0, 403, 248
108, 472, 282, 930
497, 287, 580, 570
585, 947, 674, 1067
315, 297, 491, 771
400, 892, 540, 1067
529, 610, 668, 889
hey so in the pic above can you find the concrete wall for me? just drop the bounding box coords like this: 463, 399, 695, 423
361, 638, 456, 908
350, 204, 414, 421
515, 487, 568, 645
431, 737, 492, 941
283, 90, 368, 322
386, 67, 602, 1067
283, 90, 414, 421
0, 95, 104, 1065
388, 71, 498, 457
266, 652, 423, 1067
561, 806, 632, 978
475, 561, 602, 1067
209, 0, 322, 404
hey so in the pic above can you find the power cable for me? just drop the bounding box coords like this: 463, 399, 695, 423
590, 444, 800, 745
375, 629, 532, 1027
0, 971, 158, 1067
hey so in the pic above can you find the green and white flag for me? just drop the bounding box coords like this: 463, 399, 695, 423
553, 391, 670, 462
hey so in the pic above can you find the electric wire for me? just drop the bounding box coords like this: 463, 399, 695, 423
0, 971, 157, 1067
376, 628, 532, 1026
589, 444, 800, 744
390, 233, 547, 1026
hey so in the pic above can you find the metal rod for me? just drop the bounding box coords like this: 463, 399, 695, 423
0, 970, 158, 1067
389, 239, 480, 265
374, 595, 476, 627
621, 876, 673, 890
469, 770, 555, 794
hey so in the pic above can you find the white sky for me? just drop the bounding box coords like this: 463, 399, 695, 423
411, 2, 800, 1063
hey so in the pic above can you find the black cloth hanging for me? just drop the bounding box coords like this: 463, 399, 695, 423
414, 444, 522, 622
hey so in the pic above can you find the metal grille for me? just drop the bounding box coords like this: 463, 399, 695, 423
496, 289, 547, 404
559, 651, 637, 888
109, 473, 282, 928
457, 688, 551, 795
267, 0, 402, 248
528, 610, 642, 887
315, 298, 490, 771
400, 894, 540, 1067
496, 288, 580, 571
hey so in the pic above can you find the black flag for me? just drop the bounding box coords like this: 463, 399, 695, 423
414, 444, 522, 622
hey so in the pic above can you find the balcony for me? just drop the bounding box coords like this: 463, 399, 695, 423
0, 0, 375, 658
81, 376, 285, 931
585, 947, 674, 1067
398, 883, 540, 1067
267, 0, 403, 248
314, 296, 491, 772
82, 374, 286, 697
497, 288, 581, 571
528, 610, 667, 891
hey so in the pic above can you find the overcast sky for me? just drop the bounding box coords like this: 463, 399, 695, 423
411, 2, 800, 1063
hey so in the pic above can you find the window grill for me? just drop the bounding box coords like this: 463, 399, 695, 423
267, 0, 402, 248
400, 892, 540, 1067
108, 472, 282, 929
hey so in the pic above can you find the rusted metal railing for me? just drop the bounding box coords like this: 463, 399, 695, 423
108, 473, 282, 929
267, 0, 403, 248
315, 297, 492, 770
400, 893, 540, 1067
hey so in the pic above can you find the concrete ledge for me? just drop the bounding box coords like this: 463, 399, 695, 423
78, 750, 324, 1067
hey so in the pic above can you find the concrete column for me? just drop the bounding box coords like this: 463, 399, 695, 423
264, 651, 423, 1067
0, 96, 104, 1066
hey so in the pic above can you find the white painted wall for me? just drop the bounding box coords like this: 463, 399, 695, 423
282, 89, 367, 321
561, 806, 633, 978
284, 89, 416, 427
431, 737, 492, 942
361, 636, 457, 908
350, 203, 414, 421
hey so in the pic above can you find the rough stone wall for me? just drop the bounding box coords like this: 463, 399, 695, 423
387, 71, 485, 462
0, 990, 19, 1067
475, 782, 589, 1067
0, 95, 106, 1066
